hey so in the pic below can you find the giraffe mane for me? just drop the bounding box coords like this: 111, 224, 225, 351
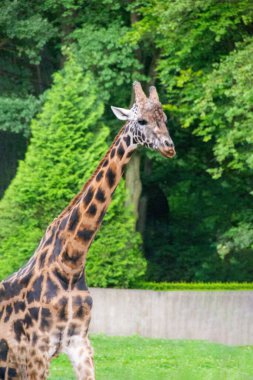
57, 125, 126, 221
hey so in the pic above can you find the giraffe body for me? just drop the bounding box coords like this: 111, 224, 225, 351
0, 82, 175, 379
0, 245, 94, 379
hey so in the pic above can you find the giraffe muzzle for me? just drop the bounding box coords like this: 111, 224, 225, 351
159, 146, 176, 158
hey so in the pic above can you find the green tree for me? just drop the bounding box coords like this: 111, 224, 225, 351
0, 53, 145, 286
73, 22, 144, 105
0, 0, 59, 197
2, 0, 252, 283
127, 0, 253, 281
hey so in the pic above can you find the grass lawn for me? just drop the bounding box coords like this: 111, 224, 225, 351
49, 335, 253, 380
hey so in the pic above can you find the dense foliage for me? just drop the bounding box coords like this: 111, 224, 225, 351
0, 54, 145, 286
129, 0, 253, 281
0, 0, 252, 284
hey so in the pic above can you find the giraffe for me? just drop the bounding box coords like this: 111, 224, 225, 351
0, 82, 175, 380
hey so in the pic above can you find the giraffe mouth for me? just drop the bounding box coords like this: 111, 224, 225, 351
159, 147, 176, 158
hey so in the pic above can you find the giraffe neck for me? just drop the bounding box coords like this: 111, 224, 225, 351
44, 123, 137, 276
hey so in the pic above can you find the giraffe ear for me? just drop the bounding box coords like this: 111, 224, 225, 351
111, 106, 131, 121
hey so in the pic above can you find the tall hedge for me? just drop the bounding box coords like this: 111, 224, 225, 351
0, 54, 146, 287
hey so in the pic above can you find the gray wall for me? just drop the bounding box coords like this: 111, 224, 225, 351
89, 288, 253, 346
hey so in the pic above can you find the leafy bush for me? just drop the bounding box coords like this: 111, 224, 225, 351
133, 282, 253, 291
0, 53, 146, 287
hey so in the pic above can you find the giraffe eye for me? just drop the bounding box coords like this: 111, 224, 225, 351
138, 119, 147, 126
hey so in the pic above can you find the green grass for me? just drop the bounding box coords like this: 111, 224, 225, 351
49, 335, 253, 380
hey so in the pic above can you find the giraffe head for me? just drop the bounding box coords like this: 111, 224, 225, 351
111, 81, 175, 158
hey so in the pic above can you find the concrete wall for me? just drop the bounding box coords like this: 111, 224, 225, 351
89, 288, 253, 346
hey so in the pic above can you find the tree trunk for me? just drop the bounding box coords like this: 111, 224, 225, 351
125, 152, 142, 220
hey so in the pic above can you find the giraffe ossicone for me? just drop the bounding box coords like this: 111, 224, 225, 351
0, 81, 175, 379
